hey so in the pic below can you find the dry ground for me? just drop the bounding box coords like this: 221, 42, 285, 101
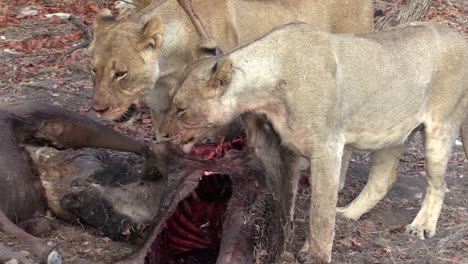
0, 0, 467, 263
293, 134, 467, 264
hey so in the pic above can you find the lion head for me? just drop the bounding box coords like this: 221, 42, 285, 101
159, 57, 235, 149
89, 9, 164, 121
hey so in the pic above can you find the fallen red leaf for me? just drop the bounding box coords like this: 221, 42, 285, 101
15, 75, 28, 82
1, 6, 9, 15
85, 3, 99, 13
59, 37, 68, 45
65, 31, 83, 41
449, 253, 462, 263
7, 17, 20, 24
34, 39, 44, 50
24, 39, 33, 52
347, 236, 364, 247
35, 5, 45, 14
53, 78, 65, 85
70, 50, 78, 61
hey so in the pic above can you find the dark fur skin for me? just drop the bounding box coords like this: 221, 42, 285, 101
114, 126, 295, 263
58, 149, 161, 244
0, 102, 152, 222
0, 102, 154, 263
113, 142, 259, 264
242, 113, 301, 259
0, 102, 291, 263
55, 115, 294, 264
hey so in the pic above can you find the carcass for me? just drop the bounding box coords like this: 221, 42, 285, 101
0, 102, 288, 264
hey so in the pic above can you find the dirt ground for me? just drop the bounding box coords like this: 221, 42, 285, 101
0, 0, 467, 263
293, 135, 468, 264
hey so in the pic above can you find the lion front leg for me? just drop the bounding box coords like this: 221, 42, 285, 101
150, 107, 171, 142
146, 75, 175, 142
300, 139, 344, 263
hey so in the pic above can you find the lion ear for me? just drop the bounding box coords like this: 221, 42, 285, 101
194, 38, 222, 58
138, 16, 164, 52
210, 57, 233, 95
93, 9, 116, 34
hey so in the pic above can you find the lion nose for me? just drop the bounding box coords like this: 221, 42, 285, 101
159, 126, 170, 139
91, 101, 110, 113
92, 104, 110, 113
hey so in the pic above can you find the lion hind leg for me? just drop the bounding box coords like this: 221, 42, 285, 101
337, 144, 403, 220
338, 149, 352, 192
406, 123, 457, 240
461, 115, 468, 159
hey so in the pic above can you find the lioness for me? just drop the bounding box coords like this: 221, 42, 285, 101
159, 22, 468, 262
89, 0, 373, 140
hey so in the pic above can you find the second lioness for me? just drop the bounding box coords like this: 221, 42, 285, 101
159, 22, 468, 263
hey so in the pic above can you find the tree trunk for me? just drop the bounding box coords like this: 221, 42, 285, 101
375, 0, 433, 31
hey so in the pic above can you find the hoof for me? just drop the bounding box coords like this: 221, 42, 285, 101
47, 248, 62, 264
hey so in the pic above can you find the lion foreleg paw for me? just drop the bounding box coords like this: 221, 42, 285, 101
405, 224, 436, 240
295, 251, 328, 264
335, 206, 362, 220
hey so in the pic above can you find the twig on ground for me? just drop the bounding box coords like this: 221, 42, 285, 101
23, 82, 92, 99
376, 0, 399, 6
375, 0, 432, 30
118, 0, 138, 6
0, 16, 92, 60
66, 15, 92, 46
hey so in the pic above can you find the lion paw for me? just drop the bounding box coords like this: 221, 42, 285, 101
336, 207, 361, 220
405, 224, 436, 240
295, 251, 328, 264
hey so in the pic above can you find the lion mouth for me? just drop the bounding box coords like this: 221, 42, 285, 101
169, 134, 196, 146
181, 137, 195, 145
113, 105, 137, 123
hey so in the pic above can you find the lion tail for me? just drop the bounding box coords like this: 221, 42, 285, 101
461, 115, 468, 159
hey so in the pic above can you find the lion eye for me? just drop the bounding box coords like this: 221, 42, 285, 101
91, 68, 97, 75
176, 107, 186, 114
114, 71, 127, 80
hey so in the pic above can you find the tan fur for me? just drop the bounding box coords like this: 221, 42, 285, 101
89, 0, 373, 140
159, 22, 468, 262
90, 13, 164, 120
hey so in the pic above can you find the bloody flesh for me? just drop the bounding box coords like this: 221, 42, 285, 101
147, 135, 245, 264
